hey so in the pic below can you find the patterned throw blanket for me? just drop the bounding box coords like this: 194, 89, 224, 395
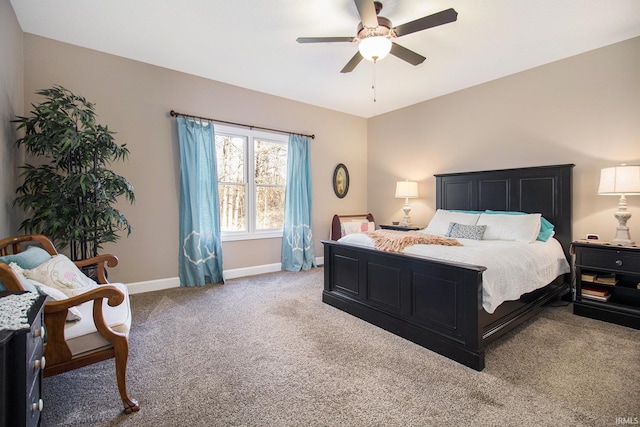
365, 230, 462, 253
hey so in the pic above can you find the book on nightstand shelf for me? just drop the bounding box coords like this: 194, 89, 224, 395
581, 285, 610, 302
582, 286, 609, 297
581, 293, 610, 302
580, 272, 617, 286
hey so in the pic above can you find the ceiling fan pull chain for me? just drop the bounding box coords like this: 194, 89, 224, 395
372, 57, 377, 102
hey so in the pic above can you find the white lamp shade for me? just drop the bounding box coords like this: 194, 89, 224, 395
598, 165, 640, 195
358, 36, 392, 61
395, 181, 418, 199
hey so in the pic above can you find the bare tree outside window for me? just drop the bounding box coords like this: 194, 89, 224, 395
216, 135, 246, 232
255, 139, 287, 230
215, 127, 288, 237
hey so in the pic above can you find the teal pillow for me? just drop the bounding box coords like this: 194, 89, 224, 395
484, 210, 555, 242
0, 246, 52, 269
0, 246, 52, 291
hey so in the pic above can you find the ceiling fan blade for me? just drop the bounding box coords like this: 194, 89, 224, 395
393, 8, 458, 37
354, 0, 378, 28
296, 37, 355, 43
340, 52, 364, 73
390, 43, 426, 66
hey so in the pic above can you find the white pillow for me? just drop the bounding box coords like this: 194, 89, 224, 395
9, 262, 81, 321
423, 210, 481, 235
341, 221, 375, 236
29, 281, 83, 321
477, 213, 541, 243
22, 254, 98, 297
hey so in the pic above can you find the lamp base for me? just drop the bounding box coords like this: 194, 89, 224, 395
612, 238, 635, 246
612, 202, 634, 246
401, 205, 412, 227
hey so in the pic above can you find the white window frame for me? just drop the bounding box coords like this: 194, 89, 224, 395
215, 124, 288, 242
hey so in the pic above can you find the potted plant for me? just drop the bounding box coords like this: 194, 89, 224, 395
12, 85, 135, 265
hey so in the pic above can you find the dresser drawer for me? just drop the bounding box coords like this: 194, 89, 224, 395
25, 374, 43, 427
25, 339, 44, 399
26, 314, 44, 362
579, 248, 640, 274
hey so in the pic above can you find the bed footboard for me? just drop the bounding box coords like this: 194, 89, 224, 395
323, 240, 488, 370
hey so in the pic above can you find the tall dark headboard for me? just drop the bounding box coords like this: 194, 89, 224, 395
435, 164, 574, 258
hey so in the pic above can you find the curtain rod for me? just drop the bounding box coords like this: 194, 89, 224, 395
169, 110, 315, 139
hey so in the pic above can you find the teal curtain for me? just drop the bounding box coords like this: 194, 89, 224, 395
177, 117, 224, 286
281, 135, 316, 271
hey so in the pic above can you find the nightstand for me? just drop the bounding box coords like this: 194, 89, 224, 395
572, 240, 640, 329
379, 224, 425, 231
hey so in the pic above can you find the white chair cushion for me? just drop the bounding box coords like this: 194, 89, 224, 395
63, 282, 131, 357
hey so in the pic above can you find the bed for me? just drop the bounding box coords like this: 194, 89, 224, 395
322, 164, 574, 370
330, 213, 376, 241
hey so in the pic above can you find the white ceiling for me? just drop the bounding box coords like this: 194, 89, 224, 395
10, 0, 640, 118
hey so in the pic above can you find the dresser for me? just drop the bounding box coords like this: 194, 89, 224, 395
0, 292, 47, 427
572, 241, 640, 329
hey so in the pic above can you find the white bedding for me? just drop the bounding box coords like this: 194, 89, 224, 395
336, 232, 570, 314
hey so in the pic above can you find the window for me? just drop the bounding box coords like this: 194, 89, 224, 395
215, 124, 288, 240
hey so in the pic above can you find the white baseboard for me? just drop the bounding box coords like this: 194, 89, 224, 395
126, 277, 180, 295
126, 256, 324, 295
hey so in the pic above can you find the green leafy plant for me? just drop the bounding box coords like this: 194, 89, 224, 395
13, 85, 135, 261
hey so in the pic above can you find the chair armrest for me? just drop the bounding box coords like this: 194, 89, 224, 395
43, 285, 127, 365
0, 262, 27, 291
74, 254, 119, 284
43, 285, 125, 314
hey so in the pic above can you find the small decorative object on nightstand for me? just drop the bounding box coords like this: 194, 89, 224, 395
572, 240, 640, 329
379, 224, 425, 231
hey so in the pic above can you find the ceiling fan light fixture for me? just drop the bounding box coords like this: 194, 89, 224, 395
358, 36, 392, 62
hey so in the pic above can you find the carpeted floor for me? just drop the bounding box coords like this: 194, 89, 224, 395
40, 268, 640, 426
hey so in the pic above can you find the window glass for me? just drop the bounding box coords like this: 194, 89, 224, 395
254, 139, 287, 230
214, 126, 287, 239
216, 135, 247, 232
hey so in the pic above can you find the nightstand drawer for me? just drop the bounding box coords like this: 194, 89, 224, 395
579, 248, 640, 274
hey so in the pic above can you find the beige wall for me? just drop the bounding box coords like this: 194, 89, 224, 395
9, 26, 640, 284
368, 36, 640, 242
22, 35, 367, 283
0, 0, 24, 237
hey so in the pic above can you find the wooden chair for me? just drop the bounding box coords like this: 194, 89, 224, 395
0, 234, 139, 414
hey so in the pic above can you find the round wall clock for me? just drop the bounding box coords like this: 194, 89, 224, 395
333, 163, 349, 198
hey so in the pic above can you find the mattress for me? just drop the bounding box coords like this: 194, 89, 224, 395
337, 232, 570, 313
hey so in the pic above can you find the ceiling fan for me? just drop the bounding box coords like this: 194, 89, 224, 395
297, 0, 458, 73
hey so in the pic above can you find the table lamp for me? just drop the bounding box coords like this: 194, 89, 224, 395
395, 180, 418, 226
598, 165, 640, 245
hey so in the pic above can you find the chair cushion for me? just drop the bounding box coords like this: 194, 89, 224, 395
63, 283, 131, 357
23, 254, 98, 297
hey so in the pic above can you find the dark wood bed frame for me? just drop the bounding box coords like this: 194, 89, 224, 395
322, 164, 574, 370
330, 213, 375, 241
